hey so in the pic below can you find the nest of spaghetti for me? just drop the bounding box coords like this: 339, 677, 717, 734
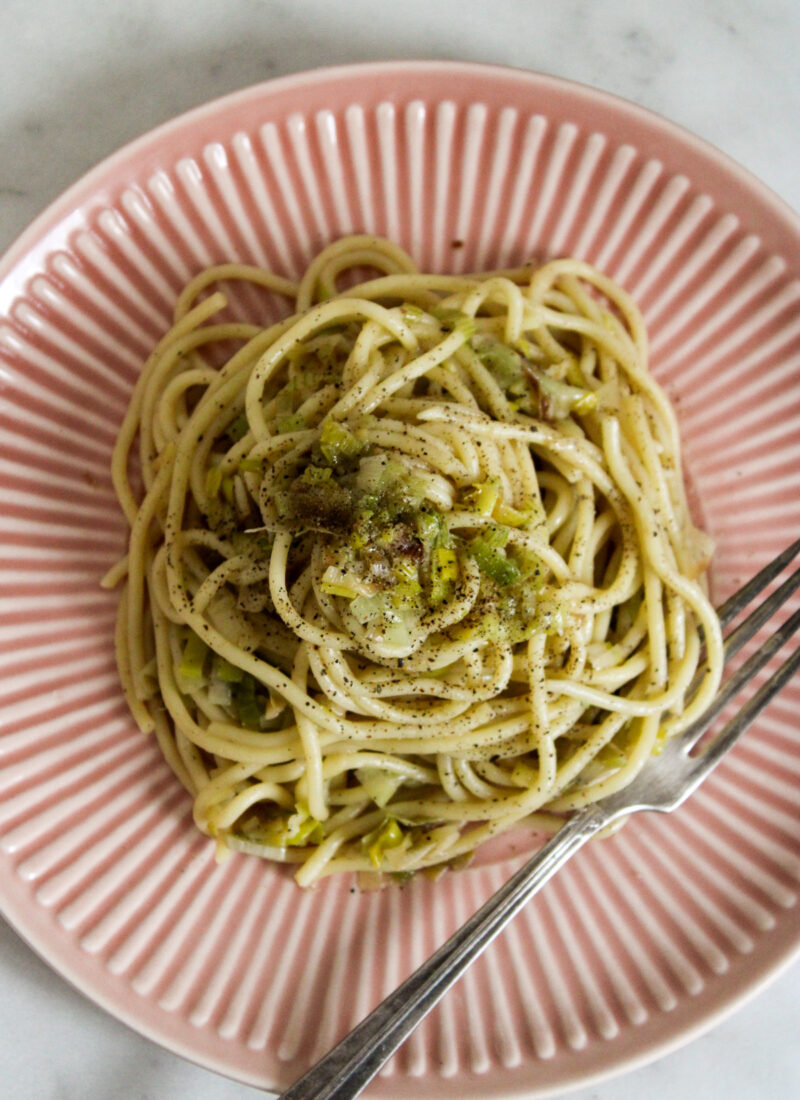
105, 235, 722, 887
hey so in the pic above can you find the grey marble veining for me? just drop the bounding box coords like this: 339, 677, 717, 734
1, 1, 799, 1098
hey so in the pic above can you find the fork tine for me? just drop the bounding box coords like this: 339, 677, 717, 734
717, 534, 800, 628
680, 601, 800, 753
685, 540, 800, 709
687, 641, 800, 790
722, 562, 800, 663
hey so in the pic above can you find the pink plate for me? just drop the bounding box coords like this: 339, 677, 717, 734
1, 61, 799, 1098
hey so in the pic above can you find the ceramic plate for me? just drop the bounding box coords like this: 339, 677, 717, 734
1, 61, 799, 1098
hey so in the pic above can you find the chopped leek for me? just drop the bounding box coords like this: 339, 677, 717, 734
463, 480, 500, 516
258, 807, 325, 848
415, 509, 451, 550
469, 528, 521, 587
319, 418, 362, 466
513, 547, 544, 586
276, 412, 307, 434
320, 565, 364, 599
430, 307, 476, 338
480, 524, 509, 549
179, 631, 208, 681
226, 413, 249, 442
323, 582, 360, 599
355, 766, 404, 808
430, 545, 459, 606
356, 454, 406, 495
204, 465, 222, 498
285, 810, 325, 846
596, 742, 627, 769
391, 558, 422, 604
214, 656, 245, 683
238, 456, 263, 473
234, 674, 261, 729
534, 600, 565, 636
362, 817, 404, 867
302, 464, 332, 485
383, 610, 416, 649
526, 365, 598, 420
349, 592, 388, 625
208, 679, 233, 708
493, 501, 532, 528
473, 337, 524, 389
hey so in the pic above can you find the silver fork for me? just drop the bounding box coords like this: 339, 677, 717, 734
278, 537, 800, 1100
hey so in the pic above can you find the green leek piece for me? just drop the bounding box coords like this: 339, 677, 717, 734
208, 678, 233, 708
514, 336, 538, 360
320, 566, 361, 599
527, 365, 598, 420
395, 558, 419, 584
226, 414, 249, 443
535, 601, 565, 636
273, 379, 297, 418
513, 547, 544, 586
355, 455, 408, 496
382, 610, 417, 649
469, 529, 521, 587
474, 339, 524, 389
319, 418, 362, 466
415, 509, 452, 550
493, 501, 531, 528
392, 558, 421, 601
285, 812, 325, 847
276, 412, 307, 434
429, 545, 458, 606
204, 465, 222, 498
349, 592, 388, 625
234, 674, 261, 729
179, 631, 209, 681
652, 725, 669, 756
355, 766, 404, 808
480, 524, 509, 550
362, 817, 404, 867
257, 809, 325, 848
415, 511, 439, 545
214, 656, 245, 684
430, 307, 476, 339
322, 581, 360, 599
392, 581, 422, 607
463, 480, 500, 517
596, 742, 627, 769
221, 476, 235, 504
302, 464, 332, 485
238, 456, 264, 473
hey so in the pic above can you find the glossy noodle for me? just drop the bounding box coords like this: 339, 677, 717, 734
104, 236, 722, 886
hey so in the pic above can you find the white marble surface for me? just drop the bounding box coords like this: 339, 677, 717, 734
1, 1, 799, 1097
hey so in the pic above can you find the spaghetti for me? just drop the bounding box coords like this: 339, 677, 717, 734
105, 235, 722, 886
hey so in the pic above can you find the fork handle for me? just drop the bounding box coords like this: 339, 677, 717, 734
278, 803, 608, 1100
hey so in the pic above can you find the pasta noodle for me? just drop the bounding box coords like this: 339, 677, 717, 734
104, 235, 722, 887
